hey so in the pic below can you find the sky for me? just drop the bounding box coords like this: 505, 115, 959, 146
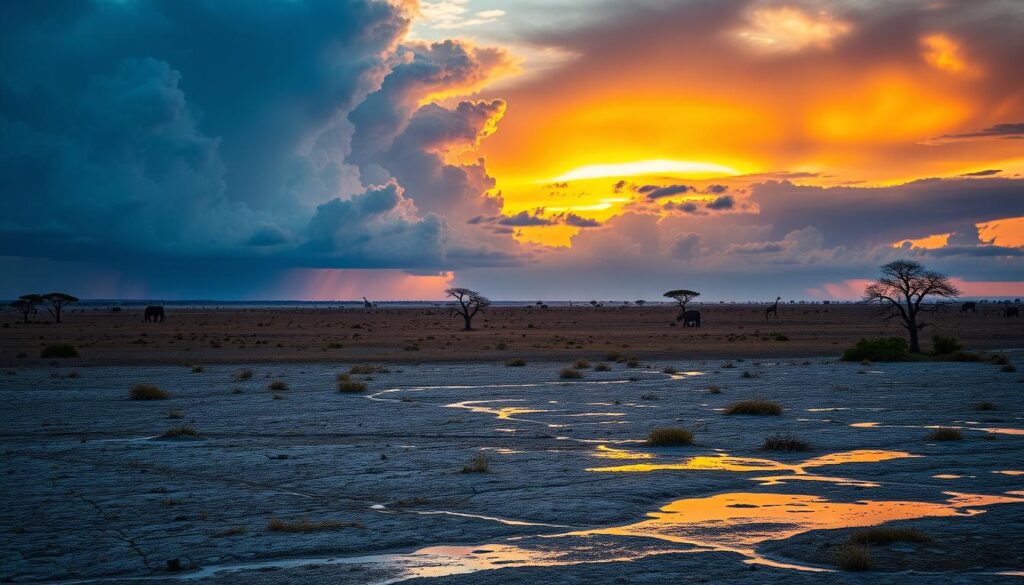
1, 0, 1022, 301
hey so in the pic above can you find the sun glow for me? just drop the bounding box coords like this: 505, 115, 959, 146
548, 160, 741, 182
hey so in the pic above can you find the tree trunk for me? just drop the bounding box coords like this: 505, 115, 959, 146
907, 318, 921, 353
54, 309, 61, 324
463, 314, 472, 330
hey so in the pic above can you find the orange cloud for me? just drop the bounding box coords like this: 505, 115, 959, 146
735, 5, 851, 53
920, 33, 980, 76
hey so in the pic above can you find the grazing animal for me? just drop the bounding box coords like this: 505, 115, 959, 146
682, 310, 701, 328
765, 296, 781, 321
1006, 306, 1020, 318
144, 305, 165, 323
961, 302, 977, 313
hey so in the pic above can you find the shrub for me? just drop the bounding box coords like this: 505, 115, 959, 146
167, 410, 184, 419
268, 380, 288, 391
927, 427, 962, 441
130, 383, 169, 400
841, 337, 909, 362
216, 526, 247, 537
461, 452, 490, 473
267, 517, 356, 533
760, 434, 811, 452
724, 400, 783, 415
505, 358, 527, 367
662, 367, 678, 375
161, 426, 199, 439
235, 369, 253, 381
573, 358, 591, 369
560, 367, 583, 379
605, 351, 622, 361
594, 362, 611, 371
849, 527, 930, 546
740, 370, 758, 379
973, 401, 995, 411
834, 544, 873, 571
190, 365, 204, 373
625, 359, 640, 368
931, 335, 961, 355
707, 384, 722, 394
350, 364, 389, 374
41, 343, 78, 358
646, 427, 694, 446
338, 380, 367, 393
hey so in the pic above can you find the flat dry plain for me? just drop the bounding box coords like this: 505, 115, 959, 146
1, 303, 1021, 366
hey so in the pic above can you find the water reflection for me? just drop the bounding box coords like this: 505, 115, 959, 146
588, 449, 917, 478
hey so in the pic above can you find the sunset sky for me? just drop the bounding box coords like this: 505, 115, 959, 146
2, 0, 1022, 300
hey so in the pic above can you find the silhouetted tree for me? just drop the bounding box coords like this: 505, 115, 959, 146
664, 289, 700, 320
862, 260, 959, 353
42, 292, 78, 324
446, 288, 490, 330
635, 300, 646, 306
11, 294, 42, 323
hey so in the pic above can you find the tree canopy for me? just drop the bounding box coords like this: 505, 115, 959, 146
446, 288, 490, 330
862, 260, 959, 353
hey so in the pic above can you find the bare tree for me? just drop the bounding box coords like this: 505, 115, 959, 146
42, 292, 79, 324
635, 299, 646, 307
862, 260, 960, 353
663, 289, 700, 320
11, 294, 42, 323
446, 288, 490, 331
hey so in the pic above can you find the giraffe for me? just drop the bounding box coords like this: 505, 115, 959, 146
362, 296, 374, 312
765, 296, 781, 321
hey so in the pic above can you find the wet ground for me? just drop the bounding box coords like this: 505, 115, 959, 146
1, 354, 1022, 583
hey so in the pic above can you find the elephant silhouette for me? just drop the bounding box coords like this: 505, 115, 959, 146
144, 305, 165, 322
683, 310, 701, 328
961, 302, 976, 313
1006, 306, 1020, 318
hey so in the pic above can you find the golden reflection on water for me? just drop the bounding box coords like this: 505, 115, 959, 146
587, 449, 916, 474
593, 445, 654, 460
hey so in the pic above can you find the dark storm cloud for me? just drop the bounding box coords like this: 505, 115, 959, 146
938, 123, 1024, 140
641, 184, 693, 200
960, 169, 1002, 177
706, 195, 734, 210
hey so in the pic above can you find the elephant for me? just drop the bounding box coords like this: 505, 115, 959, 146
1006, 307, 1020, 318
144, 305, 165, 323
683, 310, 701, 328
961, 302, 976, 313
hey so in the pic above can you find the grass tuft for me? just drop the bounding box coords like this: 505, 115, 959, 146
559, 367, 583, 379
834, 544, 873, 571
927, 427, 963, 441
973, 401, 995, 411
130, 383, 169, 400
461, 452, 490, 473
234, 369, 253, 381
505, 358, 527, 367
338, 380, 367, 393
760, 434, 811, 451
594, 362, 611, 371
724, 399, 783, 415
161, 426, 199, 439
573, 358, 591, 369
350, 364, 390, 374
268, 380, 288, 391
646, 427, 694, 446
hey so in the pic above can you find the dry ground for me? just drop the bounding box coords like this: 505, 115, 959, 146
2, 303, 1021, 367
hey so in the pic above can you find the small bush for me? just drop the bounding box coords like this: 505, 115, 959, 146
216, 526, 247, 537
167, 410, 183, 419
927, 427, 962, 441
161, 426, 199, 439
973, 401, 995, 411
662, 367, 678, 375
626, 359, 640, 368
605, 351, 622, 361
130, 383, 169, 400
235, 369, 253, 381
707, 384, 722, 394
740, 370, 758, 379
505, 358, 527, 367
41, 343, 78, 358
841, 337, 909, 362
573, 359, 591, 369
461, 452, 490, 473
931, 335, 961, 355
268, 380, 288, 391
338, 380, 367, 393
190, 365, 204, 373
560, 367, 583, 379
267, 517, 356, 533
646, 427, 694, 446
849, 527, 930, 546
594, 362, 611, 371
760, 434, 811, 451
725, 400, 783, 415
350, 364, 389, 374
834, 544, 873, 571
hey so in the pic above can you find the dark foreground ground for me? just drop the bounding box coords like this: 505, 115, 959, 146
2, 303, 1021, 367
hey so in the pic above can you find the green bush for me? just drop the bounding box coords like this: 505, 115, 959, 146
931, 335, 961, 355
41, 343, 78, 358
841, 337, 909, 362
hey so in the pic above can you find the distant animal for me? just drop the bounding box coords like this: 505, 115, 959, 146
961, 302, 976, 313
682, 310, 701, 328
1006, 306, 1020, 318
111, 306, 121, 313
765, 296, 781, 321
144, 305, 165, 322
362, 296, 376, 311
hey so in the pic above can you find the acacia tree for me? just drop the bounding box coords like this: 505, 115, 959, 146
11, 294, 42, 323
862, 260, 960, 353
446, 288, 490, 331
663, 289, 700, 320
42, 292, 78, 324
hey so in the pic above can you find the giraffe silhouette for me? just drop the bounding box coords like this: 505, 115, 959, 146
362, 296, 375, 312
765, 296, 781, 321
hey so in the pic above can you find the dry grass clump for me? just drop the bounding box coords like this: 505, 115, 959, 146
167, 410, 184, 419
234, 369, 253, 381
973, 401, 995, 411
560, 367, 583, 379
740, 370, 759, 379
760, 434, 811, 452
646, 427, 694, 446
190, 365, 204, 373
573, 358, 591, 369
927, 427, 963, 441
216, 526, 247, 537
130, 383, 169, 400
663, 366, 678, 375
349, 364, 390, 374
833, 543, 873, 571
338, 380, 367, 393
267, 517, 358, 533
268, 380, 288, 391
161, 426, 199, 439
505, 358, 526, 367
461, 452, 490, 473
849, 527, 930, 546
724, 399, 783, 415
594, 362, 611, 371
706, 384, 722, 394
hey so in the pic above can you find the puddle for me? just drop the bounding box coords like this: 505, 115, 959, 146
850, 422, 1024, 436
593, 444, 654, 460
